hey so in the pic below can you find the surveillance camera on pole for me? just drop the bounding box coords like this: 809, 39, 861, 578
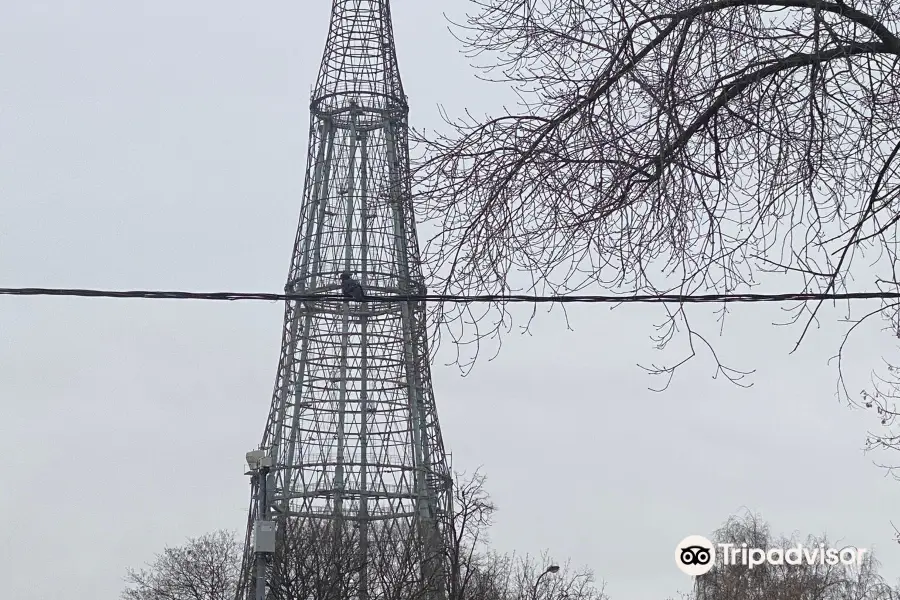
246, 450, 265, 473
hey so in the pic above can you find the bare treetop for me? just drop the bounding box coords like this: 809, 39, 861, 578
414, 0, 900, 379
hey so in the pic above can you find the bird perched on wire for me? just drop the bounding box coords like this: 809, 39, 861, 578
339, 272, 364, 301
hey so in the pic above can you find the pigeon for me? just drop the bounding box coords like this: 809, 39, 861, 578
339, 272, 364, 301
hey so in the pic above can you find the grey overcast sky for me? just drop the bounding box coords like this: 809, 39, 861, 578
1, 1, 899, 599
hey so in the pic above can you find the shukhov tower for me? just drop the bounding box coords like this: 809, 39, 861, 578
236, 2, 453, 600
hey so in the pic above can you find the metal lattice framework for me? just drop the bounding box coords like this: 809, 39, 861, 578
236, 2, 453, 600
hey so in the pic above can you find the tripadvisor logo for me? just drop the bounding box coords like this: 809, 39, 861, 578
676, 535, 716, 576
675, 535, 867, 576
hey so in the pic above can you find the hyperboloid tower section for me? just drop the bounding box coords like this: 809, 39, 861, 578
236, 2, 453, 600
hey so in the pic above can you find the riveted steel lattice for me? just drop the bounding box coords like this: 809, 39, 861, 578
236, 2, 453, 600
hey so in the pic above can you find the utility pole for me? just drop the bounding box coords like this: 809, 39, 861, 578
246, 450, 275, 600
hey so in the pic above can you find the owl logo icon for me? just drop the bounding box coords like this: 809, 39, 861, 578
675, 535, 716, 575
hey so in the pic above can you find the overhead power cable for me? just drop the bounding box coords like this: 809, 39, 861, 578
1, 286, 900, 304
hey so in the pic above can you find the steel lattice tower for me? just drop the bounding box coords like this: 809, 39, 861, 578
236, 2, 453, 600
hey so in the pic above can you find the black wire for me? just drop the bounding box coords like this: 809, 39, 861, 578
1, 286, 899, 304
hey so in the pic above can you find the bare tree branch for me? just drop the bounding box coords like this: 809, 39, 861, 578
413, 0, 900, 384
